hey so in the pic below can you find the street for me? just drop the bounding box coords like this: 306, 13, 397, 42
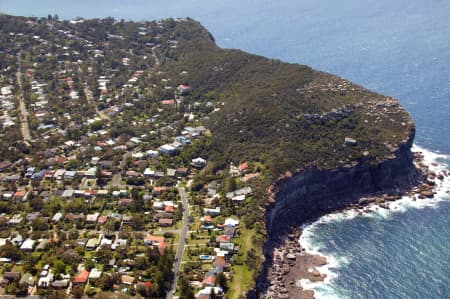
167, 187, 189, 299
16, 55, 31, 142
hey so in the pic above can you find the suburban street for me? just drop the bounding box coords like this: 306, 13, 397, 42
16, 55, 31, 142
167, 187, 190, 299
111, 152, 131, 187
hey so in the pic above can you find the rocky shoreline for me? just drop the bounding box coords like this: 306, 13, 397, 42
260, 151, 449, 299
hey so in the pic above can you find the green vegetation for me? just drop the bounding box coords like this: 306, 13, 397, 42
0, 14, 413, 299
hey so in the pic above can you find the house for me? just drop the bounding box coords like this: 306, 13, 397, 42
2, 175, 20, 183
8, 214, 23, 226
196, 287, 224, 298
161, 99, 175, 106
176, 167, 188, 176
73, 270, 89, 285
166, 168, 176, 177
136, 281, 153, 289
65, 213, 85, 222
232, 194, 246, 204
224, 218, 240, 227
31, 169, 46, 180
191, 157, 206, 168
158, 241, 168, 255
0, 161, 12, 172
76, 238, 88, 247
202, 273, 216, 286
144, 168, 154, 178
216, 235, 231, 243
3, 271, 21, 281
239, 162, 249, 173
98, 160, 114, 169
38, 268, 53, 288
40, 190, 50, 201
26, 212, 40, 222
62, 189, 74, 198
159, 144, 177, 156
98, 215, 108, 225
86, 212, 100, 222
235, 187, 252, 196
219, 242, 235, 251
11, 234, 23, 246
89, 268, 102, 280
64, 171, 76, 180
144, 235, 164, 246
86, 238, 99, 250
229, 162, 240, 177
20, 238, 36, 251
344, 137, 357, 146
112, 238, 127, 250
204, 207, 221, 217
0, 238, 8, 247
85, 167, 97, 178
52, 279, 69, 289
36, 239, 49, 251
175, 135, 191, 145
14, 190, 28, 201
152, 201, 164, 211
2, 192, 13, 201
201, 215, 212, 223
177, 84, 191, 95
159, 218, 173, 227
146, 150, 159, 157
100, 238, 113, 247
121, 275, 135, 285
52, 212, 64, 223
53, 169, 66, 180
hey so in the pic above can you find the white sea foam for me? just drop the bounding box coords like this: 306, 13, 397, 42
298, 145, 450, 298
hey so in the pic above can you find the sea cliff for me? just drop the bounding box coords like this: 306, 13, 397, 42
255, 123, 424, 298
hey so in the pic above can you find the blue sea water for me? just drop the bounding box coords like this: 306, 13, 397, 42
1, 1, 449, 298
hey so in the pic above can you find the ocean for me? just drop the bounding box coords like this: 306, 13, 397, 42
1, 1, 449, 298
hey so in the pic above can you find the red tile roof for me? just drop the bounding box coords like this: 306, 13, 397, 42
216, 235, 231, 243
73, 270, 89, 284
158, 241, 168, 255
239, 162, 249, 171
145, 235, 164, 244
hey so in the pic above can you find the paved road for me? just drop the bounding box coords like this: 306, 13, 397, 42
167, 187, 189, 299
16, 56, 31, 142
83, 85, 110, 120
111, 152, 131, 187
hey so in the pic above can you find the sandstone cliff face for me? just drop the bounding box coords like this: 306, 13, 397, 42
265, 126, 420, 238
253, 125, 422, 296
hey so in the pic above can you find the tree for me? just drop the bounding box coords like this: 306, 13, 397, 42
30, 196, 44, 211
95, 274, 115, 291
135, 256, 148, 270
62, 249, 81, 265
216, 273, 228, 293
72, 285, 84, 299
179, 276, 195, 299
53, 260, 66, 276
131, 214, 145, 230
0, 243, 22, 261
32, 217, 49, 231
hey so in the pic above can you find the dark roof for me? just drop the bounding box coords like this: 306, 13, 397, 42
0, 161, 12, 171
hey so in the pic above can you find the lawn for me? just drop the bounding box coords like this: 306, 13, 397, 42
227, 227, 258, 299
227, 264, 254, 299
